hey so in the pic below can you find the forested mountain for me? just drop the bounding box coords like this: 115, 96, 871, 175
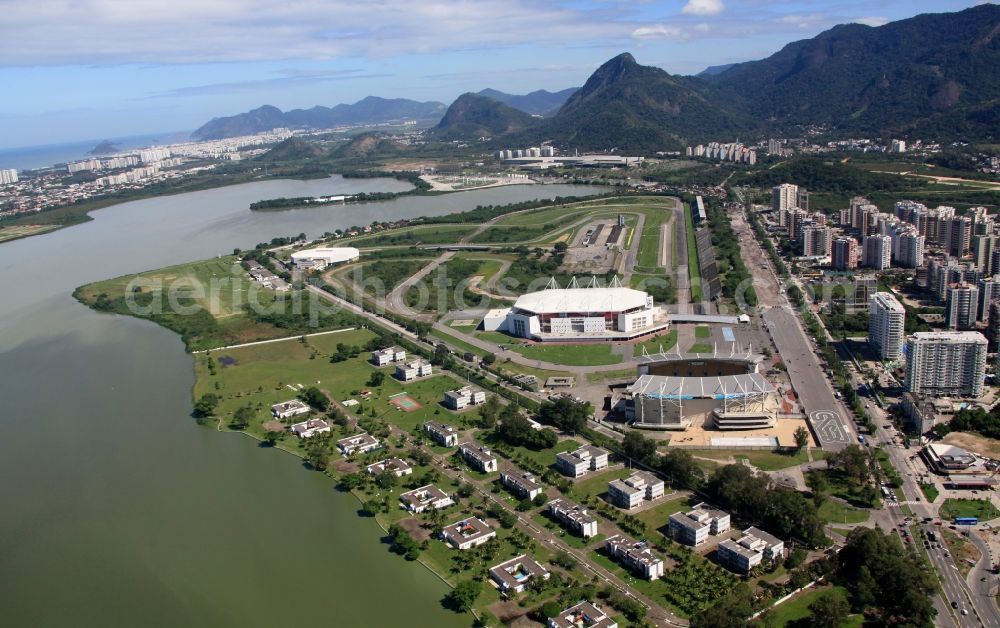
192, 97, 446, 140
521, 53, 749, 152
708, 4, 1000, 139
476, 87, 578, 116
432, 93, 539, 140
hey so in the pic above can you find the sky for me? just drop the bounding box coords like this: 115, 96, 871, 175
0, 0, 990, 149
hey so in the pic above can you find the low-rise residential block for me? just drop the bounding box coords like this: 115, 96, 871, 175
371, 346, 406, 366
424, 420, 459, 447
500, 469, 542, 500
395, 359, 433, 381
489, 554, 550, 593
717, 527, 785, 575
556, 445, 609, 478
366, 457, 413, 477
443, 386, 487, 410
290, 418, 331, 439
607, 470, 664, 509
399, 484, 454, 513
548, 498, 599, 538
271, 399, 311, 419
442, 517, 496, 550
336, 432, 381, 456
548, 600, 618, 628
459, 442, 498, 473
668, 503, 731, 546
605, 536, 665, 580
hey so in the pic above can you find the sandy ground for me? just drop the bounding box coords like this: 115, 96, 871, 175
943, 432, 1000, 458
0, 224, 58, 243
663, 414, 817, 448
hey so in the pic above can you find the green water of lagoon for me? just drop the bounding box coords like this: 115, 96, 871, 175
0, 176, 598, 627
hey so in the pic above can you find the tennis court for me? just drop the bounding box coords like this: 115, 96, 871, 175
389, 393, 422, 412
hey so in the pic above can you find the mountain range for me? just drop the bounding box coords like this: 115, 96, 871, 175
191, 96, 447, 140
194, 5, 1000, 150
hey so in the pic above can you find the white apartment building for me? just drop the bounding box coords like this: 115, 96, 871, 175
862, 235, 892, 270
443, 386, 487, 410
395, 360, 433, 381
869, 292, 906, 361
905, 331, 988, 398
772, 183, 798, 213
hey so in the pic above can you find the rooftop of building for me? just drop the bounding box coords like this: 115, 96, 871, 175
627, 372, 775, 400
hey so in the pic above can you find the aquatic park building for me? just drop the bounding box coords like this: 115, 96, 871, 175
483, 280, 669, 342
548, 499, 599, 538
556, 445, 609, 478
548, 600, 618, 628
442, 517, 496, 550
489, 555, 550, 593
289, 246, 359, 271
904, 331, 988, 397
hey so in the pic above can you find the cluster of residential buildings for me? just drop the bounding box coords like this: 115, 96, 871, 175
555, 445, 609, 478
686, 141, 757, 165
244, 259, 289, 291
424, 421, 459, 447
396, 359, 433, 382
400, 484, 454, 513
607, 470, 664, 509
493, 146, 556, 160
717, 527, 785, 575
0, 169, 18, 184
668, 503, 731, 546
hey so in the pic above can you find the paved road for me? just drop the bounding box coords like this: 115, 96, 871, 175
620, 212, 644, 281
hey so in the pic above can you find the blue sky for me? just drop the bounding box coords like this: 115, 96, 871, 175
0, 0, 989, 149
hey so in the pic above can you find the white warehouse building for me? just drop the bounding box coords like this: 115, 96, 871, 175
484, 278, 668, 342
290, 247, 360, 271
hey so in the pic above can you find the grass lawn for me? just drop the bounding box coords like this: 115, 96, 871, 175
941, 528, 982, 577
634, 494, 693, 534
940, 499, 1000, 522
920, 482, 940, 502
682, 448, 815, 471
817, 500, 870, 524
633, 329, 678, 356
75, 255, 354, 351
767, 585, 861, 627
694, 326, 711, 338
636, 208, 671, 271
508, 343, 622, 367
348, 223, 475, 247
687, 343, 713, 354
192, 329, 473, 442
571, 467, 632, 502
502, 439, 579, 471
683, 202, 702, 303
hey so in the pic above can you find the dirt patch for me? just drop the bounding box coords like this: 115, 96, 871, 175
943, 432, 1000, 458
396, 516, 433, 542
490, 600, 541, 626
332, 459, 360, 474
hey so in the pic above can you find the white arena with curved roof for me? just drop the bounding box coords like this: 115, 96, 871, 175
483, 278, 669, 342
290, 247, 360, 271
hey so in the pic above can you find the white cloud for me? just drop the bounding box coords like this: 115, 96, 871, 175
681, 0, 725, 17
778, 14, 829, 29
0, 0, 638, 67
855, 16, 889, 27
632, 24, 688, 40
695, 23, 711, 32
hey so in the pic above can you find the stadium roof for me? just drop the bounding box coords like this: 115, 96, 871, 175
290, 247, 360, 264
627, 373, 774, 400
513, 286, 649, 314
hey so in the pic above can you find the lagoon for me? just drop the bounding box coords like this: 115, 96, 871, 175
0, 175, 597, 627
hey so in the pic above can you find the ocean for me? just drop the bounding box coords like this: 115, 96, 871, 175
0, 131, 192, 172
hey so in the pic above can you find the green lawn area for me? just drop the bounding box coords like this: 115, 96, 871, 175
694, 326, 711, 338
74, 255, 356, 351
817, 500, 870, 524
502, 439, 579, 471
193, 329, 472, 442
940, 499, 1000, 522
636, 208, 671, 271
683, 202, 702, 303
768, 585, 861, 628
920, 482, 940, 502
633, 329, 678, 356
634, 494, 693, 534
687, 343, 712, 354
348, 223, 476, 247
508, 343, 622, 367
682, 448, 816, 471
571, 467, 632, 502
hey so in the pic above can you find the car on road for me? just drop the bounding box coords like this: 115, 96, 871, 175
952, 601, 959, 609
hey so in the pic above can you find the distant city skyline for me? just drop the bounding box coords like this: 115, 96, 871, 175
0, 0, 989, 149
